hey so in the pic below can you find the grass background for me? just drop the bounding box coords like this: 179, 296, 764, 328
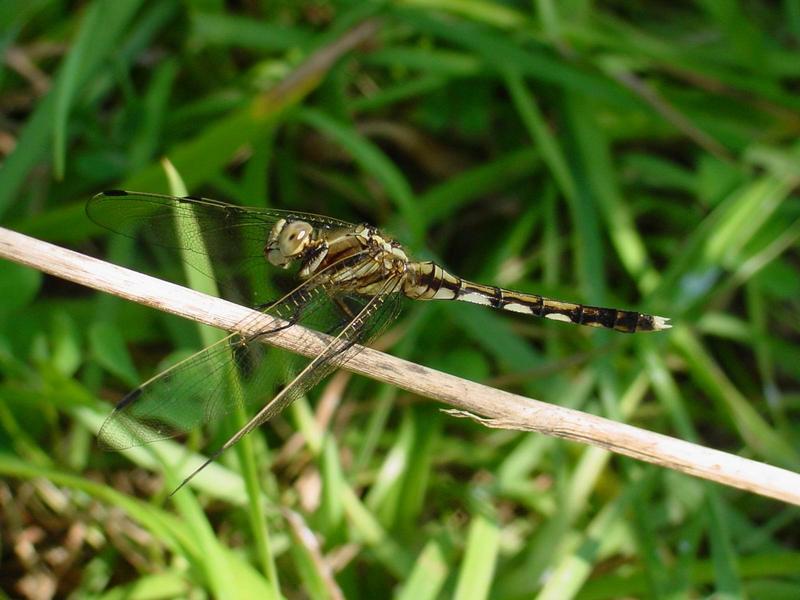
1, 1, 800, 598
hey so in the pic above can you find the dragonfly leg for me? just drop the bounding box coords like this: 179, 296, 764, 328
323, 296, 359, 335
241, 303, 306, 346
334, 296, 356, 320
252, 299, 278, 311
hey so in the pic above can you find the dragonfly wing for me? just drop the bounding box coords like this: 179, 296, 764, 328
172, 276, 405, 491
86, 190, 357, 306
97, 333, 242, 450
97, 253, 402, 452
237, 278, 405, 431
86, 190, 356, 245
97, 277, 346, 450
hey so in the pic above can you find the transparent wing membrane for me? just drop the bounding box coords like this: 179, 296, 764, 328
86, 191, 354, 246
86, 190, 354, 306
173, 277, 403, 492
97, 333, 244, 449
97, 255, 392, 451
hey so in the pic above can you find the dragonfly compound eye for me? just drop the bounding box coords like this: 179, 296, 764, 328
281, 220, 312, 252
267, 220, 314, 268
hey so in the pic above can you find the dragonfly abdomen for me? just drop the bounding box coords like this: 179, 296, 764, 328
406, 261, 669, 333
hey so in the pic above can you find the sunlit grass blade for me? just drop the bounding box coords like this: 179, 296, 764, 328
397, 539, 449, 600
162, 160, 281, 591
453, 511, 500, 600
294, 107, 421, 243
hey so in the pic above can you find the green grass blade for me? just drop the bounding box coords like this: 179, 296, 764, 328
294, 107, 422, 243
453, 511, 500, 600
397, 539, 449, 600
163, 161, 281, 592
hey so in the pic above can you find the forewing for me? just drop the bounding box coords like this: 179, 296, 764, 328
86, 190, 357, 305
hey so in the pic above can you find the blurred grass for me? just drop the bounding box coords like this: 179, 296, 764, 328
1, 1, 799, 598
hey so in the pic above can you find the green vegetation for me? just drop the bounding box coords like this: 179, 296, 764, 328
2, 1, 799, 598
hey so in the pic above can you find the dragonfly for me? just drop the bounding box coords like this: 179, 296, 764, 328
87, 190, 670, 491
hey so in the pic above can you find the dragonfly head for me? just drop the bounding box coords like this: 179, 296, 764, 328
266, 219, 314, 268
